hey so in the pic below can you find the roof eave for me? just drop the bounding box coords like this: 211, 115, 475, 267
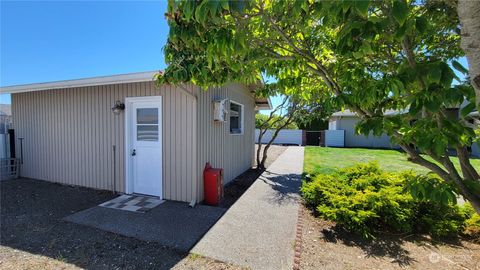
0, 71, 159, 94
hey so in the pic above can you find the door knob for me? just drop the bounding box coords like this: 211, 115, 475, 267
131, 149, 136, 156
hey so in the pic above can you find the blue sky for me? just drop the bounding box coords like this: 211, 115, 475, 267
0, 1, 288, 109
1, 1, 169, 103
0, 1, 469, 109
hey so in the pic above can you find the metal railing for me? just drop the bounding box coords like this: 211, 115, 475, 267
0, 158, 20, 180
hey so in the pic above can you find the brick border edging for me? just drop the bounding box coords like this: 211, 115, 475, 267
292, 205, 304, 270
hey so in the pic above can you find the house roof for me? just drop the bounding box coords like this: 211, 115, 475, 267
0, 71, 159, 93
331, 109, 407, 117
0, 71, 272, 110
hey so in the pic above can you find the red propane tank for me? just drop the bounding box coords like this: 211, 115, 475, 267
203, 163, 224, 206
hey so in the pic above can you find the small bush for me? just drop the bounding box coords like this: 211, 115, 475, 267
415, 203, 466, 237
462, 203, 480, 239
301, 162, 480, 238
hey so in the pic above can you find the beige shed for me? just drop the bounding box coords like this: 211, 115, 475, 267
1, 71, 271, 203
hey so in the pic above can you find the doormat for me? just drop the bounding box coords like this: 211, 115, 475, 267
99, 194, 165, 213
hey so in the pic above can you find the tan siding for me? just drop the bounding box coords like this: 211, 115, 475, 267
11, 81, 255, 203
11, 81, 197, 202
195, 83, 255, 201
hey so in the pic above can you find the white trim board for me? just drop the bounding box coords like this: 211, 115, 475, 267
229, 99, 245, 136
1, 71, 159, 94
1, 70, 273, 110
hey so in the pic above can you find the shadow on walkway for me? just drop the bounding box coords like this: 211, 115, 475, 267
259, 171, 302, 206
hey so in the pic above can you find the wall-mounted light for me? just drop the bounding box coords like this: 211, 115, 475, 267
111, 100, 125, 115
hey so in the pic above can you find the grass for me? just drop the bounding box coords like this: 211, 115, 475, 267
304, 146, 480, 175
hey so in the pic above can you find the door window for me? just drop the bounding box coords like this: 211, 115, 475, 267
136, 108, 159, 141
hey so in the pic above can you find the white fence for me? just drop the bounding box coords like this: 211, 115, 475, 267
325, 130, 345, 147
255, 129, 303, 145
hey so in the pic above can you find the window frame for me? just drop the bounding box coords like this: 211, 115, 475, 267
229, 100, 244, 135
136, 107, 160, 141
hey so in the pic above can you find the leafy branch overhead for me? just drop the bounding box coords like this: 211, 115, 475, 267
160, 0, 480, 213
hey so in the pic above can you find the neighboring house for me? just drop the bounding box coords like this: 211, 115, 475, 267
467, 110, 480, 157
327, 108, 480, 158
0, 104, 12, 134
472, 143, 480, 157
1, 71, 271, 203
326, 109, 401, 149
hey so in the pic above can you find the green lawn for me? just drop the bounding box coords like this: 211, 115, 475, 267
304, 146, 480, 175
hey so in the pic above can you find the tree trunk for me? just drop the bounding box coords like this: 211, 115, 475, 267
398, 142, 480, 214
458, 0, 480, 107
260, 116, 294, 168
256, 127, 268, 170
456, 146, 480, 181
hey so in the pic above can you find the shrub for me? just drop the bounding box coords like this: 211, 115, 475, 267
415, 203, 467, 237
462, 203, 480, 239
301, 162, 480, 238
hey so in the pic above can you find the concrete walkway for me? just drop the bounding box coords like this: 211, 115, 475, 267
192, 146, 304, 270
64, 201, 225, 251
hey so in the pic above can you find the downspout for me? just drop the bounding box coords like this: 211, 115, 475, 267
177, 84, 199, 207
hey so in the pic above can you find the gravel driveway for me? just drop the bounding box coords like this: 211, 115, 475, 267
1, 178, 190, 269
0, 179, 249, 270
1, 146, 287, 269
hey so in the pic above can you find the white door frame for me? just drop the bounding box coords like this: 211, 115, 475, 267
124, 96, 163, 198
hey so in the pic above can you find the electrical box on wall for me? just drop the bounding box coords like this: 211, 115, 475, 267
213, 99, 228, 122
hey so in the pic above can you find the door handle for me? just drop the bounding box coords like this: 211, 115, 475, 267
131, 149, 136, 156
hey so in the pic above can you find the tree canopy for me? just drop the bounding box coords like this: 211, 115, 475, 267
255, 114, 298, 130
158, 0, 480, 213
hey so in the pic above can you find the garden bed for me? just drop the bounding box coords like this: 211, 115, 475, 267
299, 204, 480, 270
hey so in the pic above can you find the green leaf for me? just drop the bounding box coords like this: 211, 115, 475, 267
415, 16, 427, 34
425, 98, 440, 112
394, 23, 408, 40
409, 100, 422, 115
452, 60, 468, 74
427, 65, 442, 85
461, 102, 476, 117
393, 79, 404, 94
183, 1, 194, 21
361, 42, 373, 55
194, 1, 208, 24
354, 0, 370, 16
439, 63, 454, 87
207, 0, 220, 16
220, 0, 229, 11
392, 0, 409, 25
352, 50, 364, 59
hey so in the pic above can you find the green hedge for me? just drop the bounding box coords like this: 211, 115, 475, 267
301, 162, 480, 238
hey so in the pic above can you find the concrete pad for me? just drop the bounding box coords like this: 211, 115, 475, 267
192, 146, 304, 270
64, 201, 226, 251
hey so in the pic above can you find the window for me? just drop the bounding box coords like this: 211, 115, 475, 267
229, 101, 243, 134
136, 108, 159, 141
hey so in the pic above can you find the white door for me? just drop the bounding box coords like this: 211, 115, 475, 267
127, 97, 162, 198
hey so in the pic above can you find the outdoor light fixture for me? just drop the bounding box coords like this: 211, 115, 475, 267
111, 100, 125, 115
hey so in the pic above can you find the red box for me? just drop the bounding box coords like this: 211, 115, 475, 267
203, 163, 224, 206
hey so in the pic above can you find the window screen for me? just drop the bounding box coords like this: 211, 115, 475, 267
230, 102, 243, 134
136, 108, 159, 141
